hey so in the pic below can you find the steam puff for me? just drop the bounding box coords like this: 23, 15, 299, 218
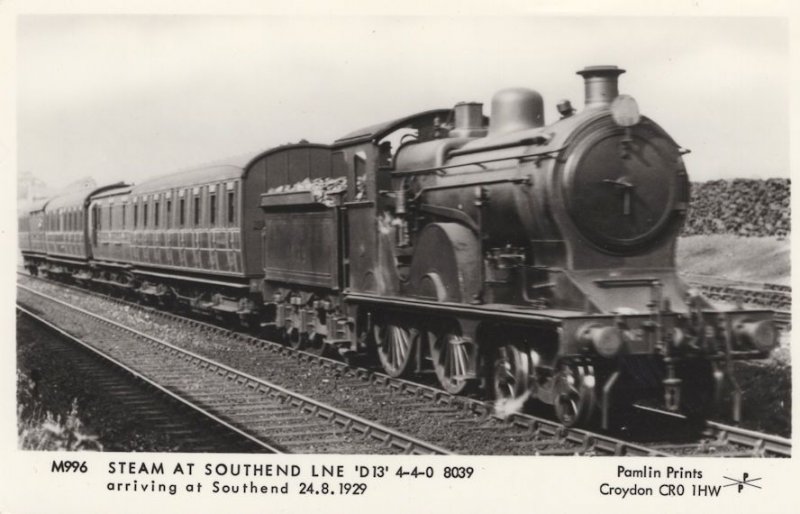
493, 390, 531, 420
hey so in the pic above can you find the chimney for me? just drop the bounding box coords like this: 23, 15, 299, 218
576, 65, 625, 108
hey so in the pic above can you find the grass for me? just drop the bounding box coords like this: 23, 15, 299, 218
677, 235, 790, 285
17, 370, 103, 451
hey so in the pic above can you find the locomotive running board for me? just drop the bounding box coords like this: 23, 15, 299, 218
344, 292, 566, 324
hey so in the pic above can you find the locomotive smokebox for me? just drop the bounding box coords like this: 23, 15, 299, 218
577, 65, 626, 108
451, 102, 487, 138
488, 88, 544, 135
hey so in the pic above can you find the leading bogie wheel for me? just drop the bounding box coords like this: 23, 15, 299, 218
493, 343, 533, 404
374, 317, 417, 378
428, 324, 477, 395
553, 365, 597, 427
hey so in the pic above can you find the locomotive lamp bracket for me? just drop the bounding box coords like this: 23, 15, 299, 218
722, 313, 743, 423
473, 186, 490, 206
619, 127, 634, 159
663, 376, 682, 412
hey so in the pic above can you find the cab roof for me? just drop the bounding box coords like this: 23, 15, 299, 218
333, 109, 452, 145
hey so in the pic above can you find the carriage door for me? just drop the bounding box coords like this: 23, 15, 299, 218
91, 203, 100, 247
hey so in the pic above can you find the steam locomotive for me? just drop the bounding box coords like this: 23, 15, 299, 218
19, 65, 777, 428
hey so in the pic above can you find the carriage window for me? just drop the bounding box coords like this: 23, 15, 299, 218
144, 203, 149, 228
122, 204, 126, 228
227, 190, 235, 224
194, 196, 200, 226
180, 198, 186, 226
109, 205, 113, 229
209, 192, 217, 226
154, 201, 160, 228
166, 199, 172, 229
134, 203, 138, 229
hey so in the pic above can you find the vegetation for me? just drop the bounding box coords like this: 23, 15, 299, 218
17, 370, 102, 451
677, 235, 790, 285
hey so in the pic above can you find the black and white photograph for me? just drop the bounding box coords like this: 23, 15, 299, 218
3, 2, 798, 513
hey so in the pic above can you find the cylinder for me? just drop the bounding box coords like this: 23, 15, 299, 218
576, 65, 626, 108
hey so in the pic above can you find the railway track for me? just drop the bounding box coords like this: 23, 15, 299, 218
18, 275, 791, 457
18, 274, 672, 456
681, 274, 791, 330
17, 285, 450, 455
630, 406, 791, 458
17, 311, 268, 452
683, 273, 791, 310
705, 421, 792, 457
682, 273, 791, 294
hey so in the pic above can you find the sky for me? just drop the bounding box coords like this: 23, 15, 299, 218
17, 15, 789, 193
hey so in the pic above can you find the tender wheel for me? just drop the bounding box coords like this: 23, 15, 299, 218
428, 324, 477, 394
374, 318, 417, 378
493, 343, 532, 403
304, 332, 327, 356
553, 365, 596, 427
280, 323, 301, 348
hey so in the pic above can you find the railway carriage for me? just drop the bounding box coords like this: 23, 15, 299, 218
19, 198, 50, 274
100, 160, 261, 318
38, 184, 128, 279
